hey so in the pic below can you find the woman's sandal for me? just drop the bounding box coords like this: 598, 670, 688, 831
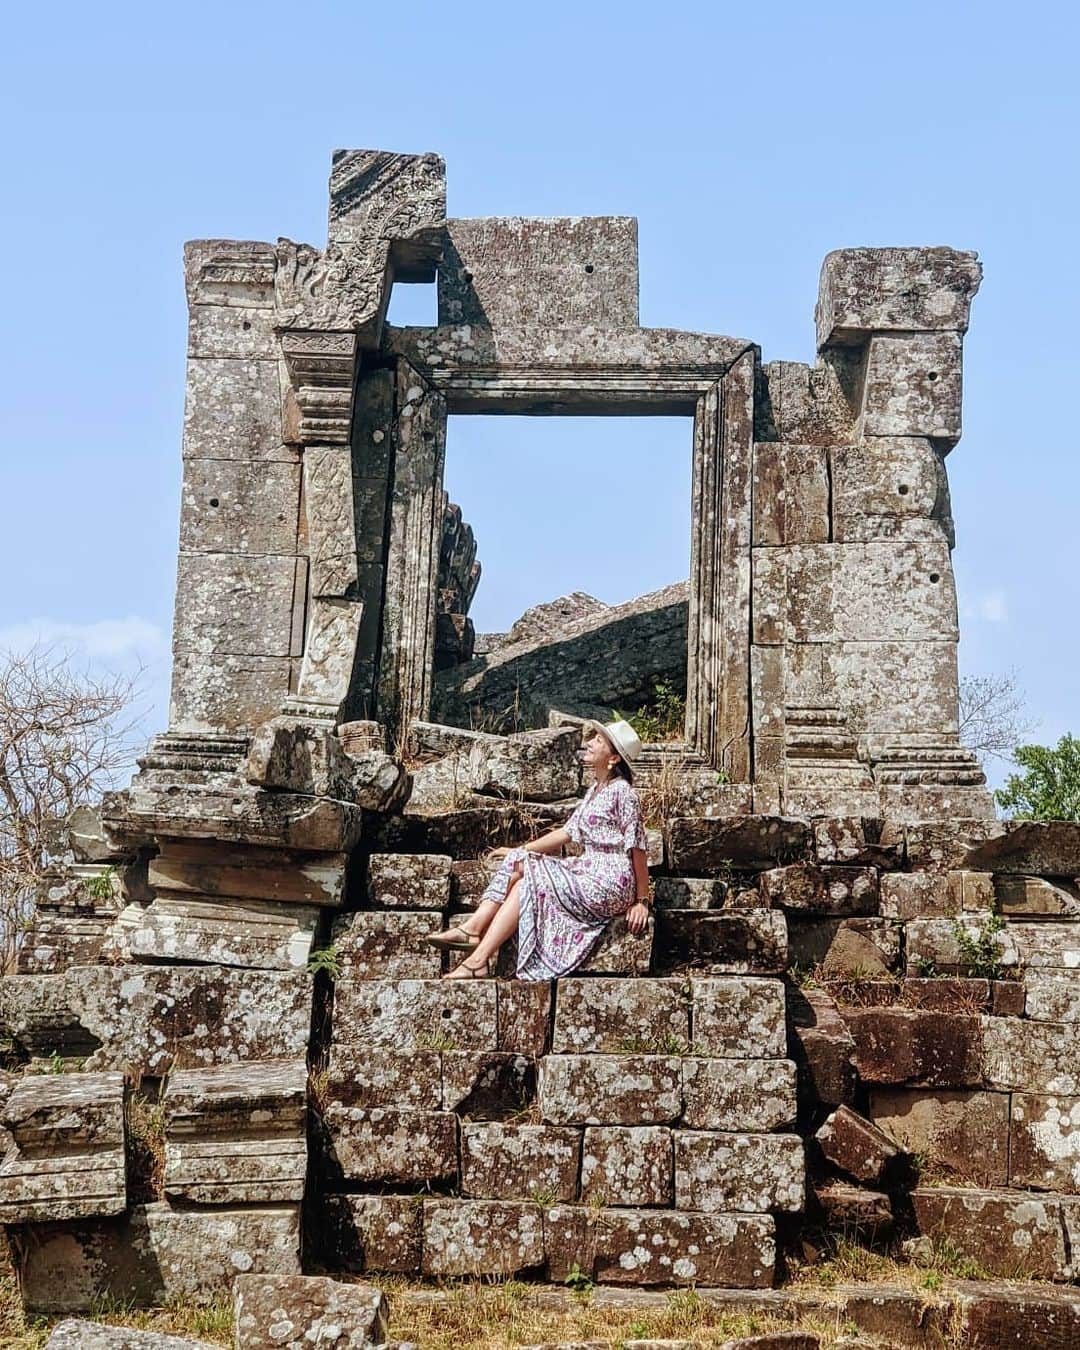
443, 956, 492, 979
424, 924, 480, 951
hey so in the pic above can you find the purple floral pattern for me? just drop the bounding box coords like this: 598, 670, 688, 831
479, 777, 647, 981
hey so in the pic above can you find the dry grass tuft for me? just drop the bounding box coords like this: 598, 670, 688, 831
377, 1280, 813, 1348
125, 1091, 166, 1205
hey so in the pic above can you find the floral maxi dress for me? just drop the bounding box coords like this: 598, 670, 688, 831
478, 776, 648, 981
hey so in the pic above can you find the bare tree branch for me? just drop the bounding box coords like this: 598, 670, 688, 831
0, 643, 143, 968
958, 670, 1036, 767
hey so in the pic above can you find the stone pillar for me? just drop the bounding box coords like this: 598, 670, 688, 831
376, 360, 448, 738
752, 248, 993, 820
686, 349, 755, 779
169, 241, 304, 739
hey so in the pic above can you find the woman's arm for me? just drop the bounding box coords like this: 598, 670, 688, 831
625, 845, 651, 933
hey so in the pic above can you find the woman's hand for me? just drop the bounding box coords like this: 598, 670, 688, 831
626, 901, 651, 935
484, 846, 513, 864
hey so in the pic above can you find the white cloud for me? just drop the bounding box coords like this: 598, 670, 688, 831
0, 616, 168, 662
978, 591, 1009, 623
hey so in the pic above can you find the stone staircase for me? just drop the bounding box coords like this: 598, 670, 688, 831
313, 840, 805, 1287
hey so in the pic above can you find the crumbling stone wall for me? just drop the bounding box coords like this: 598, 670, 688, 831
10, 152, 1073, 1333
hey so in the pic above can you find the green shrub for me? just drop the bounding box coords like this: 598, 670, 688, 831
996, 734, 1080, 821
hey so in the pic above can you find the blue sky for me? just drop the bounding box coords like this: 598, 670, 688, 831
1, 1, 1076, 783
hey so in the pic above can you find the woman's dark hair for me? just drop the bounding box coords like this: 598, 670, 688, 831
612, 757, 634, 785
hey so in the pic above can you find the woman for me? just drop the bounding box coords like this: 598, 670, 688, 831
425, 720, 652, 980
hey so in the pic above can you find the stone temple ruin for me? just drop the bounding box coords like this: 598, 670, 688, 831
2, 150, 1079, 1346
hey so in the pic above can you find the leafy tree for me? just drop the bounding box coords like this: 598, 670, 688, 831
995, 734, 1080, 822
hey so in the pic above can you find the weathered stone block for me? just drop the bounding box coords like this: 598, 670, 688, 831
46, 1323, 217, 1349
171, 648, 281, 747
815, 1105, 901, 1186
690, 977, 787, 1058
869, 1087, 1009, 1186
468, 726, 582, 802
440, 1051, 535, 1116
758, 864, 879, 916
680, 1057, 796, 1131
814, 1181, 893, 1238
0, 1072, 125, 1222
905, 915, 1019, 975
912, 1186, 1072, 1280
148, 837, 343, 908
996, 875, 1080, 916
461, 1123, 579, 1201
580, 1126, 672, 1207
752, 443, 829, 545
657, 910, 787, 974
816, 247, 981, 347
567, 1207, 775, 1287
1010, 1094, 1080, 1192
181, 458, 301, 556
421, 1197, 544, 1277
981, 1017, 1080, 1094
654, 877, 729, 909
245, 717, 354, 799
450, 857, 492, 905
1025, 974, 1080, 1023
667, 816, 811, 871
760, 358, 853, 445
539, 1055, 681, 1126
497, 979, 552, 1055
962, 820, 1080, 876
332, 978, 496, 1052
842, 1008, 983, 1086
895, 819, 1006, 872
577, 911, 654, 974
234, 1274, 387, 1349
17, 1202, 300, 1313
860, 332, 963, 442
674, 1132, 804, 1213
0, 967, 311, 1077
164, 1059, 306, 1205
322, 1193, 423, 1274
109, 896, 321, 971
438, 215, 638, 330
367, 852, 452, 909
957, 1284, 1080, 1349
552, 978, 688, 1054
331, 910, 442, 979
831, 437, 953, 545
879, 872, 959, 920
788, 916, 900, 977
812, 817, 899, 868
174, 553, 301, 657
1009, 921, 1080, 969
326, 1047, 440, 1108
182, 356, 287, 461
787, 988, 858, 1110
322, 1104, 457, 1185
754, 538, 959, 647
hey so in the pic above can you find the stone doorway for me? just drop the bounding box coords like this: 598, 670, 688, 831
374, 346, 756, 781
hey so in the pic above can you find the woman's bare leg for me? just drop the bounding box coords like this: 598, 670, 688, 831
461, 862, 523, 935
446, 878, 522, 976
460, 898, 499, 937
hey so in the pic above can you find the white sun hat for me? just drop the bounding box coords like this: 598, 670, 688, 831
593, 718, 643, 767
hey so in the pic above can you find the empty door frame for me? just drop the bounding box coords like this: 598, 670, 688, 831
376, 347, 755, 780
